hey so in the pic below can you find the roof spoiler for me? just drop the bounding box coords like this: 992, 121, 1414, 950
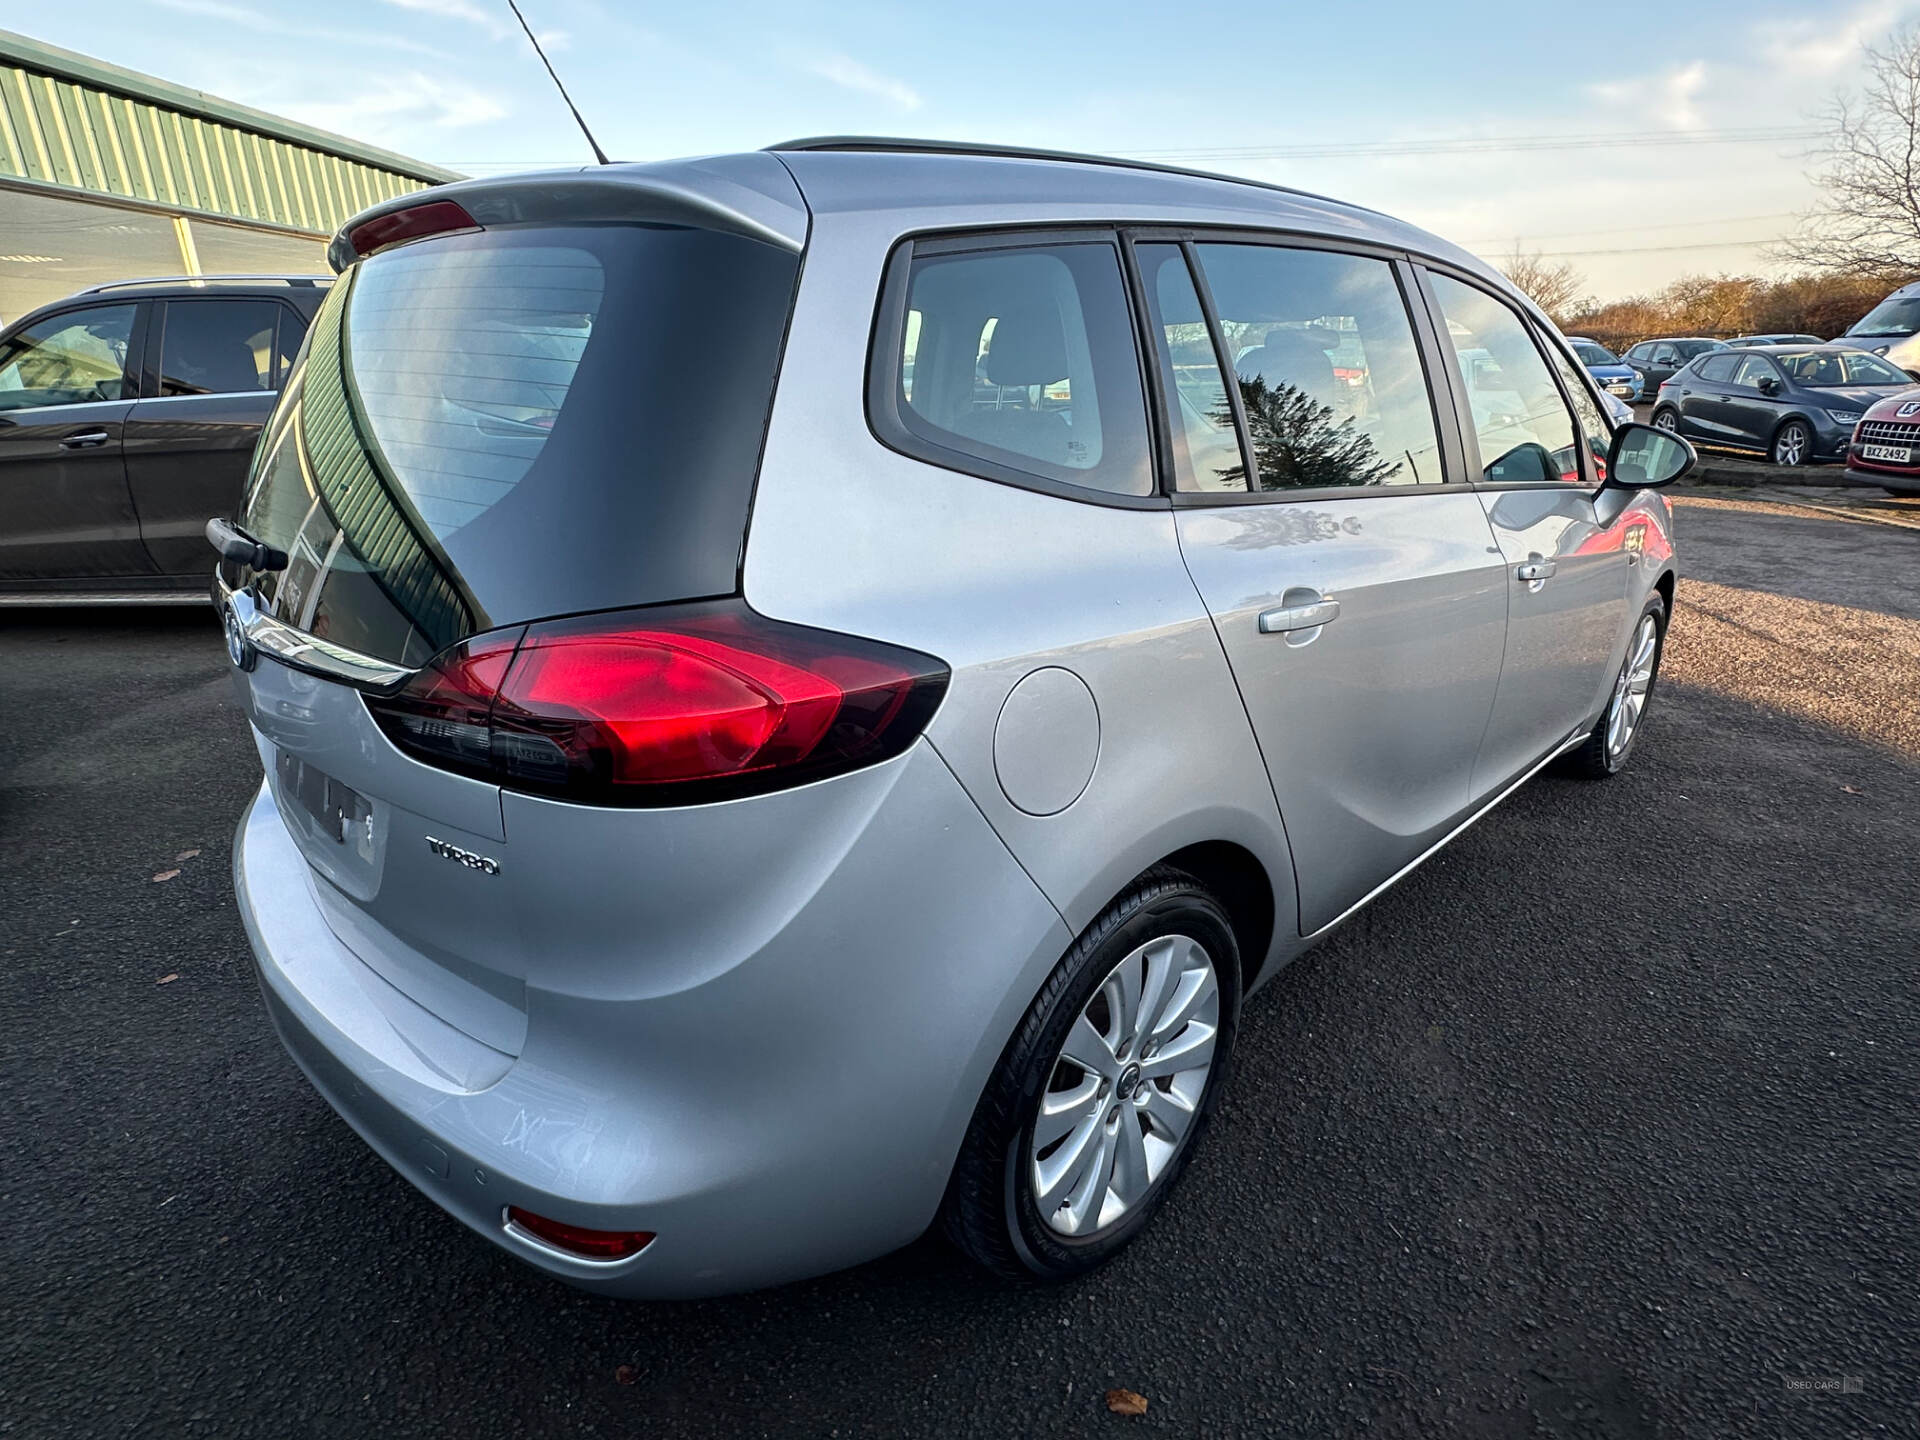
327, 153, 809, 272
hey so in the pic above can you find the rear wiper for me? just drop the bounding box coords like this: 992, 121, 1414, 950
206, 517, 289, 572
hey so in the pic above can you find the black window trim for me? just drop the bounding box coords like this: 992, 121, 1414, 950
864, 224, 1169, 510
1125, 225, 1471, 508
0, 298, 148, 410
1410, 259, 1604, 494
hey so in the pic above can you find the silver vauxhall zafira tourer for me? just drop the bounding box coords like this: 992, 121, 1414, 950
211, 138, 1691, 1297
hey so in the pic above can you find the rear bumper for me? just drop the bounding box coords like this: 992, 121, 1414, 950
234, 740, 1071, 1298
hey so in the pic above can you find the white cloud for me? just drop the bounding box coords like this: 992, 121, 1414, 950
1753, 0, 1915, 77
278, 73, 508, 134
806, 52, 922, 111
535, 28, 570, 53
378, 0, 511, 40
1587, 60, 1708, 129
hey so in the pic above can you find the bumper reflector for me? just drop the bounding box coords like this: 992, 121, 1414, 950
506, 1206, 655, 1261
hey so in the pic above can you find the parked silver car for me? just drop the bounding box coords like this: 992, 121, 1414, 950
216, 140, 1691, 1298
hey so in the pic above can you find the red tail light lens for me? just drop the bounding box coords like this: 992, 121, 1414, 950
505, 1206, 654, 1261
365, 600, 948, 805
346, 199, 480, 258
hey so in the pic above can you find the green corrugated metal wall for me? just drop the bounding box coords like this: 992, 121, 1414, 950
0, 57, 440, 237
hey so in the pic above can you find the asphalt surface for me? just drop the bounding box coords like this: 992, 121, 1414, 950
4, 496, 1917, 1438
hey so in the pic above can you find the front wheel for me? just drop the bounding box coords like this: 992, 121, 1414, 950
942, 868, 1240, 1281
1566, 594, 1666, 779
1772, 419, 1810, 467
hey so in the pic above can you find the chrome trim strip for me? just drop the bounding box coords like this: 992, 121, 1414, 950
0, 590, 210, 607
218, 579, 413, 688
1303, 726, 1589, 941
499, 1209, 654, 1271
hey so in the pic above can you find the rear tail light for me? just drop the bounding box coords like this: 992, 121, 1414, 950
505, 1206, 654, 1261
346, 199, 480, 259
366, 600, 948, 805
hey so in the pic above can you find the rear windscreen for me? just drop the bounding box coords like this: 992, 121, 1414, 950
237, 223, 800, 669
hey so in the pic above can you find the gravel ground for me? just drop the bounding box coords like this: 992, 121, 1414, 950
2, 495, 1915, 1438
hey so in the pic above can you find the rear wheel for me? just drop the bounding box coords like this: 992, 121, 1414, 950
1652, 408, 1681, 435
1566, 595, 1666, 779
1772, 419, 1810, 467
943, 868, 1239, 1281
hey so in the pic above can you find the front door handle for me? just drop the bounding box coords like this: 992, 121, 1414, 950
1258, 597, 1341, 634
59, 429, 110, 449
1515, 557, 1557, 590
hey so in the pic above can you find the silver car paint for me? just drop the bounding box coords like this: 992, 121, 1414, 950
230, 148, 1679, 1297
1469, 487, 1633, 800
1170, 493, 1509, 934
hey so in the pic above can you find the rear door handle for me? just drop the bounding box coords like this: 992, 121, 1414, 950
59, 429, 110, 449
1258, 598, 1340, 633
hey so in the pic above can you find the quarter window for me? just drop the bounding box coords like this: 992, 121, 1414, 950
1543, 339, 1609, 482
887, 241, 1152, 497
1193, 243, 1443, 489
1135, 244, 1247, 493
0, 304, 136, 412
1428, 273, 1580, 484
159, 299, 281, 396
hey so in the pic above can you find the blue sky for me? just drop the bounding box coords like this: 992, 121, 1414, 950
16, 0, 1918, 301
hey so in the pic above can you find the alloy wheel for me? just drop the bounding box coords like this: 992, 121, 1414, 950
1606, 613, 1660, 762
1654, 410, 1679, 433
1774, 422, 1808, 466
1029, 934, 1219, 1238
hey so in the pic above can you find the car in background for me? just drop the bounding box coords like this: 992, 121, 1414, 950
0, 275, 326, 602
1839, 280, 1920, 377
1842, 390, 1920, 494
1651, 343, 1912, 466
1623, 336, 1726, 396
1564, 337, 1642, 400
1733, 333, 1822, 347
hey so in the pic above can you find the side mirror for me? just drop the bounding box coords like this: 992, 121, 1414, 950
1604, 422, 1694, 490
1757, 375, 1783, 396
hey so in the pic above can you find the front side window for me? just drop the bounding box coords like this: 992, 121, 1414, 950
887, 241, 1151, 497
1428, 273, 1579, 484
1730, 355, 1779, 390
1193, 242, 1443, 489
0, 304, 136, 412
1135, 243, 1247, 493
159, 299, 281, 397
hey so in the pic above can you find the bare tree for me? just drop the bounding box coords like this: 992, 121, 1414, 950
1498, 247, 1587, 324
1779, 25, 1920, 274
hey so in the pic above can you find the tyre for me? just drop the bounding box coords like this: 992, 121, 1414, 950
1652, 408, 1681, 434
1772, 419, 1810, 467
942, 867, 1240, 1281
1565, 593, 1667, 780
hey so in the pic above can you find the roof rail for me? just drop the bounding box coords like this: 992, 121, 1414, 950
765, 135, 1350, 209
72, 274, 335, 297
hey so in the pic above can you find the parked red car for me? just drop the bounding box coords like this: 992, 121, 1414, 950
1845, 391, 1920, 493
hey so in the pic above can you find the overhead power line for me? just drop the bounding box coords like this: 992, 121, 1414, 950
1120, 126, 1824, 162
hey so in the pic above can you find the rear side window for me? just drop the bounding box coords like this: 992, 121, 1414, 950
239, 224, 800, 668
159, 299, 280, 396
1428, 273, 1580, 484
1697, 353, 1738, 382
878, 239, 1152, 498
1193, 242, 1444, 489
